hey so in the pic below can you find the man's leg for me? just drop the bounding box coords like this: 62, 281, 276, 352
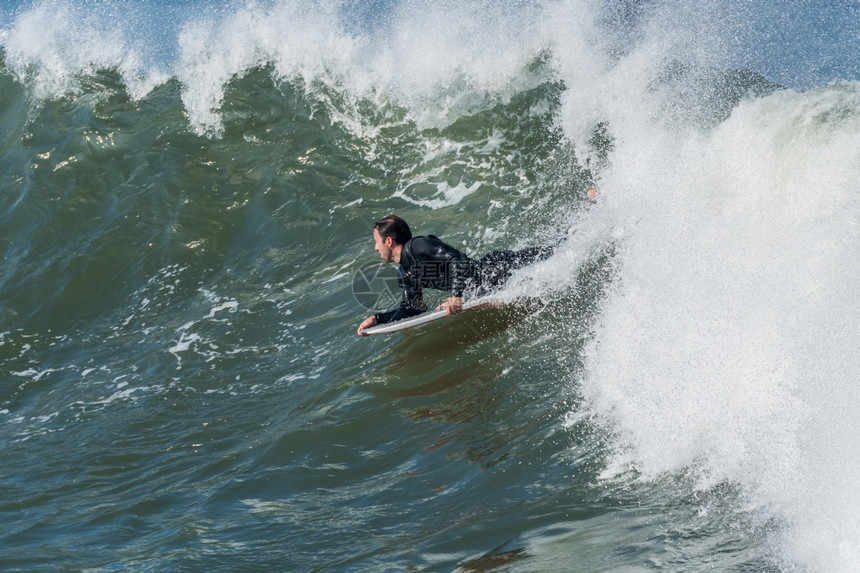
478, 245, 555, 290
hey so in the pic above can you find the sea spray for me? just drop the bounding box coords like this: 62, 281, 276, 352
577, 85, 859, 573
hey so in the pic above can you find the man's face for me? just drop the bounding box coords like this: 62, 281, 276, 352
373, 229, 394, 262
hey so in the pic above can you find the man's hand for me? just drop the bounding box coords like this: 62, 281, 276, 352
357, 315, 377, 336
438, 296, 463, 315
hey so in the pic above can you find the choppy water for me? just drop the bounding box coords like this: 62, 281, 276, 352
1, 1, 858, 571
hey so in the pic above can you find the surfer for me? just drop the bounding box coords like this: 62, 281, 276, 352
356, 215, 556, 336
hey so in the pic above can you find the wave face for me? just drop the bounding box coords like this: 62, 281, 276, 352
1, 1, 858, 571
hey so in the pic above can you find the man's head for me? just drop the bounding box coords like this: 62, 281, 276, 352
373, 215, 411, 263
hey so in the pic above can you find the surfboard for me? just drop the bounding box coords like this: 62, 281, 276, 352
360, 297, 497, 335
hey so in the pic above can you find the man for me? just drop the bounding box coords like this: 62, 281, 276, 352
356, 215, 555, 336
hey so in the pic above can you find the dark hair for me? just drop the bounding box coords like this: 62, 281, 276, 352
374, 215, 412, 245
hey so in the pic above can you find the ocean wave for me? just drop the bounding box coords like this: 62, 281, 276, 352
1, 1, 857, 570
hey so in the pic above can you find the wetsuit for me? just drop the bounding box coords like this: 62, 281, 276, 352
374, 235, 555, 324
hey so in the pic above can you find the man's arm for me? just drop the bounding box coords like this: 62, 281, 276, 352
409, 236, 471, 315
357, 268, 426, 335
409, 236, 473, 296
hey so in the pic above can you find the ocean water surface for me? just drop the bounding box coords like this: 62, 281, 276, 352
1, 1, 858, 571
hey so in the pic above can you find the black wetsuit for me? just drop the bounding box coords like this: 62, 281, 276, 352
374, 235, 555, 324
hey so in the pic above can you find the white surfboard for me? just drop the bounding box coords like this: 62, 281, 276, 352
360, 297, 497, 335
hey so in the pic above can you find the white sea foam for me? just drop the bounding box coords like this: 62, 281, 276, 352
572, 84, 860, 572
1, 0, 548, 134
394, 181, 482, 209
